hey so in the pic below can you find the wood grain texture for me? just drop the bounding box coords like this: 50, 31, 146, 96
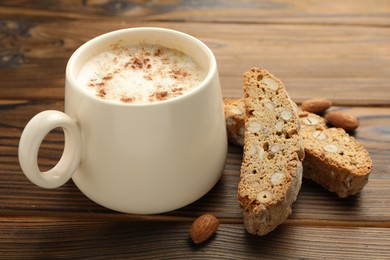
1, 0, 390, 26
0, 218, 389, 259
1, 6, 389, 104
1, 1, 390, 258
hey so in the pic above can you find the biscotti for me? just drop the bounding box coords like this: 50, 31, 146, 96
299, 111, 372, 197
225, 98, 246, 146
224, 99, 373, 198
238, 68, 304, 235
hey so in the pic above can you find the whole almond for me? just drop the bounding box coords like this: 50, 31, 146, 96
301, 98, 332, 114
325, 111, 359, 131
190, 213, 219, 244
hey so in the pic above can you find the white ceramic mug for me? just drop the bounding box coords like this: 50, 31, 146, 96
18, 27, 227, 214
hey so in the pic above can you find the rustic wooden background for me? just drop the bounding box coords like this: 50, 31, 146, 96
1, 0, 389, 259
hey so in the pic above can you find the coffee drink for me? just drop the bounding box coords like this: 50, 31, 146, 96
77, 43, 206, 104
19, 28, 226, 214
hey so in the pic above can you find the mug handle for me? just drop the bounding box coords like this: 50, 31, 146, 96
18, 110, 82, 189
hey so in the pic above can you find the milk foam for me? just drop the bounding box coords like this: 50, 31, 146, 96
77, 44, 206, 104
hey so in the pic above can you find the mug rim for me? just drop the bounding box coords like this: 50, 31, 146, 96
65, 27, 218, 107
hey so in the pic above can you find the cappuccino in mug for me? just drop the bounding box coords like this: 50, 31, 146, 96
77, 43, 206, 104
19, 27, 227, 214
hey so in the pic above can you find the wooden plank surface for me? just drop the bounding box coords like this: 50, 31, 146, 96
1, 219, 389, 259
1, 0, 390, 259
1, 3, 390, 104
1, 0, 389, 26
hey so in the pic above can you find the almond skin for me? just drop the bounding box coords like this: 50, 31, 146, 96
190, 214, 219, 244
301, 98, 332, 114
325, 111, 359, 131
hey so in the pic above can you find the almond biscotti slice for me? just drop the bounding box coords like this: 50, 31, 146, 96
239, 68, 304, 235
299, 112, 372, 198
225, 100, 373, 198
224, 98, 246, 146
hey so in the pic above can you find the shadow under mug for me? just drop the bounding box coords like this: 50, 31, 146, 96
18, 27, 228, 214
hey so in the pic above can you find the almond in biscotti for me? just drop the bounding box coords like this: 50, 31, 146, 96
325, 111, 359, 131
311, 130, 328, 140
299, 111, 326, 128
301, 98, 332, 114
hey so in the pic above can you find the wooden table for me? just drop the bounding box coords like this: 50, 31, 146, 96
1, 1, 389, 259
